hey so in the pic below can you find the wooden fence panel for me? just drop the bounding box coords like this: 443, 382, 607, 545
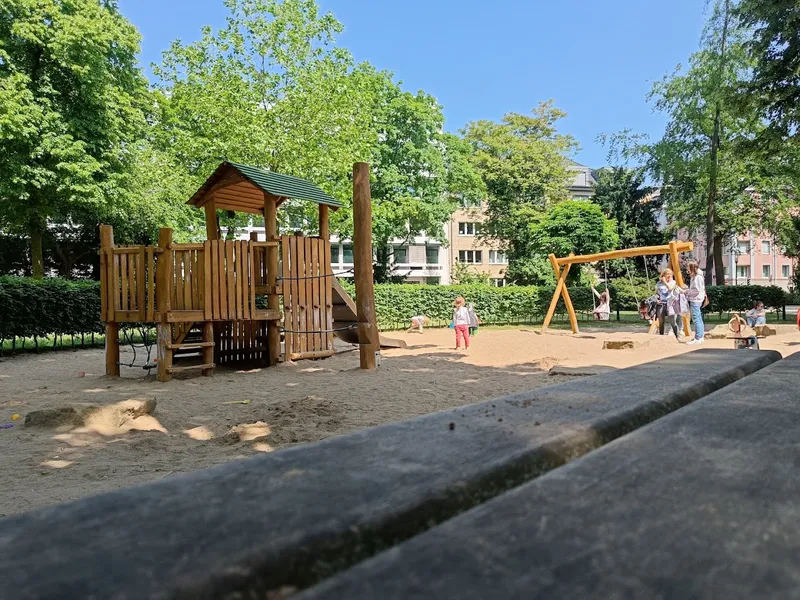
280, 235, 333, 360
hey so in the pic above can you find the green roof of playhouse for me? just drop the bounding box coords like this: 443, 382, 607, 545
188, 161, 342, 214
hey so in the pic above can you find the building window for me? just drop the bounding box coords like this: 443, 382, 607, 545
763, 264, 771, 279
737, 241, 750, 255
393, 246, 408, 264
459, 197, 482, 209
488, 250, 508, 264
783, 264, 791, 278
491, 278, 507, 287
425, 246, 439, 264
342, 245, 354, 264
736, 265, 750, 279
458, 250, 482, 264
762, 240, 771, 254
458, 222, 479, 236
331, 244, 340, 264
425, 277, 440, 285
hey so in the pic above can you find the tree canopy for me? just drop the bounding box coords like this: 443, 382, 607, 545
0, 0, 149, 276
463, 102, 578, 283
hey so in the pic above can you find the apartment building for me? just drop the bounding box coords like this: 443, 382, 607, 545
239, 225, 450, 284
447, 199, 508, 286
328, 234, 449, 284
686, 232, 794, 290
446, 160, 598, 286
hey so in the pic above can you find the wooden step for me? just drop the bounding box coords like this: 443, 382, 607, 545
167, 363, 215, 374
167, 342, 215, 350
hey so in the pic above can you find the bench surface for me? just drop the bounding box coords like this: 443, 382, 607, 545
301, 352, 800, 600
0, 349, 780, 599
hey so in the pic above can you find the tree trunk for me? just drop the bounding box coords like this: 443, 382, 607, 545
374, 244, 390, 284
30, 226, 44, 279
705, 0, 731, 287
713, 234, 725, 285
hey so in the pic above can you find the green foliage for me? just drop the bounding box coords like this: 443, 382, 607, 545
450, 260, 490, 285
341, 278, 788, 330
737, 0, 800, 146
0, 0, 149, 276
592, 167, 664, 274
704, 284, 786, 314
0, 277, 103, 348
529, 201, 619, 259
504, 201, 619, 286
463, 103, 578, 283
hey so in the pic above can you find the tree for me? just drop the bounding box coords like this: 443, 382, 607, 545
0, 0, 148, 277
505, 201, 619, 285
737, 0, 800, 146
592, 167, 663, 273
357, 90, 484, 283
152, 0, 481, 281
463, 102, 578, 283
153, 0, 386, 230
450, 260, 490, 285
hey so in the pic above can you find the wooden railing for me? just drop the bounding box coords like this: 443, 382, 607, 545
100, 234, 279, 324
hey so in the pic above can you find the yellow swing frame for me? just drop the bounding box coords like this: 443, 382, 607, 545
541, 240, 694, 336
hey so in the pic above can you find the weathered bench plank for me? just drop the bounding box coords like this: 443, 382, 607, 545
0, 350, 779, 599
301, 352, 800, 600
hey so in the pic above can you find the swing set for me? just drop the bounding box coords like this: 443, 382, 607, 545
541, 240, 694, 336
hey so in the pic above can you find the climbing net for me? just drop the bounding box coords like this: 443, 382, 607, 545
118, 324, 158, 374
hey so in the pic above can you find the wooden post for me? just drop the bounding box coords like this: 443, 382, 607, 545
204, 201, 219, 241
353, 162, 380, 370
202, 321, 214, 377
264, 195, 281, 365
100, 225, 120, 377
319, 204, 329, 241
541, 254, 576, 334
669, 240, 692, 337
156, 228, 174, 382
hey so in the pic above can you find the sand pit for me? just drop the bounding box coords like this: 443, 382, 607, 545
1, 324, 798, 517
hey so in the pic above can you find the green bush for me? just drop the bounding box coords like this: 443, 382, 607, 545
0, 277, 790, 353
0, 277, 103, 351
342, 280, 789, 329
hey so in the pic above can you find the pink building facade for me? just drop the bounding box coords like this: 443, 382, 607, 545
681, 231, 795, 290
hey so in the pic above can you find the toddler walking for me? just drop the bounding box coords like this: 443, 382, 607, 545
453, 296, 470, 350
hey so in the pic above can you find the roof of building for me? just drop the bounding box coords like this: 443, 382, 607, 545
187, 161, 342, 214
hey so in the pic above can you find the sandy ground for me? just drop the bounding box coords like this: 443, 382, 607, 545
1, 324, 799, 517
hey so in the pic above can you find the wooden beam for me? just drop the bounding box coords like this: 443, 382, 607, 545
353, 162, 380, 370
555, 242, 693, 266
99, 226, 120, 377
669, 240, 692, 337
319, 204, 329, 241
204, 201, 219, 241
156, 228, 174, 383
264, 194, 281, 366
541, 254, 575, 334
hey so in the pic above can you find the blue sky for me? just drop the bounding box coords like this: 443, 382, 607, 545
118, 0, 707, 168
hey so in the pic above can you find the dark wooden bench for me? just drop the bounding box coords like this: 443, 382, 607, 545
301, 352, 800, 599
0, 349, 780, 599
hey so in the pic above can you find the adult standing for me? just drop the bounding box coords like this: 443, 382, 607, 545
685, 261, 706, 345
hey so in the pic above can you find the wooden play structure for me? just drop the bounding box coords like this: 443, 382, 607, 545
541, 240, 694, 336
100, 161, 403, 382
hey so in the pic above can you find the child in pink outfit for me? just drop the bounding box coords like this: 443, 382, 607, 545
453, 296, 470, 350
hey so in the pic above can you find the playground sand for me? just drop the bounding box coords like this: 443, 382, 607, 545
1, 325, 798, 517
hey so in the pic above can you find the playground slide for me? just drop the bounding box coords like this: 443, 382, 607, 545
331, 279, 407, 349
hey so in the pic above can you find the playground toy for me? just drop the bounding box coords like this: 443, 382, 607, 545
100, 161, 404, 382
541, 241, 694, 336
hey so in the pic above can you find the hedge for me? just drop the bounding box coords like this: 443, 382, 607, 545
0, 277, 790, 353
0, 276, 103, 352
341, 280, 790, 329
